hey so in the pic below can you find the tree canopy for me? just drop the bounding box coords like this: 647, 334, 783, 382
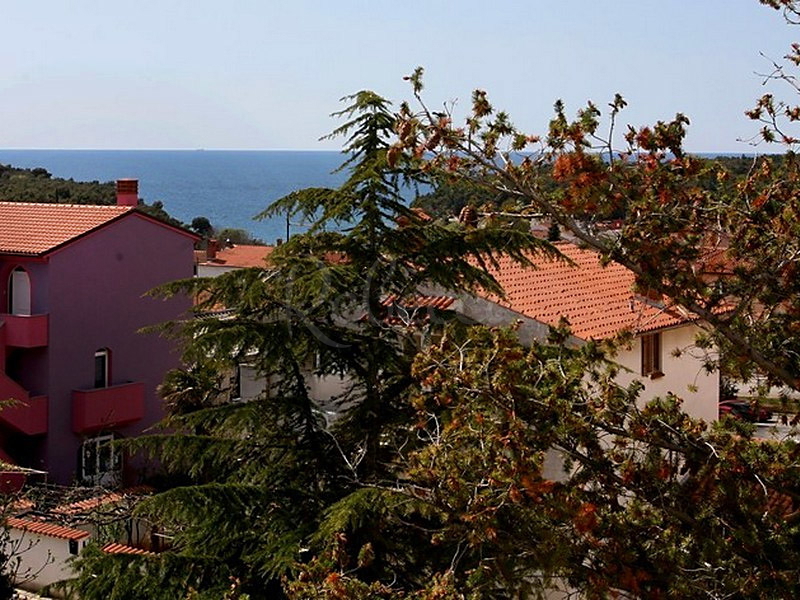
67, 2, 800, 599
67, 90, 551, 599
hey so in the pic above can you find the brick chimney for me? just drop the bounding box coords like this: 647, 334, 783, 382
207, 239, 219, 260
116, 179, 139, 207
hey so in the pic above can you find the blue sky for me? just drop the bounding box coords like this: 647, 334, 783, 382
1, 1, 796, 152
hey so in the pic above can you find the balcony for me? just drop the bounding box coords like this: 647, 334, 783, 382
0, 314, 49, 348
72, 382, 144, 434
0, 373, 48, 435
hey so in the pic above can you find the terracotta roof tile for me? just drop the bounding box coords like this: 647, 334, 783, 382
53, 485, 154, 516
200, 244, 275, 268
481, 242, 690, 340
382, 295, 455, 311
102, 542, 155, 556
374, 294, 457, 326
0, 202, 132, 255
7, 517, 90, 541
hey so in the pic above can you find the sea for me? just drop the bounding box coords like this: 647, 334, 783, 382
0, 149, 352, 244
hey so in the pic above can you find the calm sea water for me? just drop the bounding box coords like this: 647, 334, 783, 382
0, 150, 349, 243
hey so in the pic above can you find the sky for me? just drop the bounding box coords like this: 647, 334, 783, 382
0, 1, 797, 152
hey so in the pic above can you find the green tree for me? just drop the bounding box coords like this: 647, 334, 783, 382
71, 4, 800, 597
137, 200, 186, 229
288, 325, 800, 599
213, 227, 264, 245
392, 59, 800, 396
285, 4, 800, 598
69, 91, 548, 599
190, 216, 214, 238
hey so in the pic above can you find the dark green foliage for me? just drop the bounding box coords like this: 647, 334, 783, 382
64, 545, 247, 599
412, 178, 508, 218
71, 91, 552, 599
283, 325, 800, 599
0, 163, 189, 230
214, 227, 264, 245
137, 200, 186, 229
0, 163, 115, 204
190, 216, 214, 238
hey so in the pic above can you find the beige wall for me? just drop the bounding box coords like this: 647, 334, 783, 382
613, 324, 718, 422
459, 294, 718, 422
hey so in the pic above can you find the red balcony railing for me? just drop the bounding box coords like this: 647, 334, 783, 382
72, 382, 145, 434
0, 314, 49, 348
0, 373, 48, 435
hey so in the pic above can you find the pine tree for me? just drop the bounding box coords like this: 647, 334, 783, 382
68, 91, 552, 599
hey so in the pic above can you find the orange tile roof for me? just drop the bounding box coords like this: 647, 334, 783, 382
53, 485, 154, 516
102, 542, 155, 556
379, 294, 457, 326
0, 202, 133, 255
7, 517, 90, 541
200, 244, 275, 268
382, 295, 455, 311
481, 242, 690, 340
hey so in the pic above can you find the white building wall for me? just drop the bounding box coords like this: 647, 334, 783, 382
613, 324, 718, 422
458, 295, 718, 422
196, 264, 238, 278
8, 530, 90, 595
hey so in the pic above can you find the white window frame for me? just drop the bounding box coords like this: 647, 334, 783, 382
80, 433, 122, 486
94, 348, 110, 388
8, 267, 31, 316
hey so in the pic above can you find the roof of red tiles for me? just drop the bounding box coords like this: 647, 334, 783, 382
382, 295, 455, 311
102, 542, 155, 556
200, 244, 275, 268
7, 517, 90, 541
11, 498, 35, 514
378, 294, 457, 326
53, 485, 154, 516
0, 202, 134, 255
481, 242, 691, 340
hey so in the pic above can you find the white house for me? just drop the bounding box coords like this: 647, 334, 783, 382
6, 517, 90, 594
455, 241, 718, 422
195, 240, 718, 422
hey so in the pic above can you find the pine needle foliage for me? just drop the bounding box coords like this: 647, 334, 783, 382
71, 91, 553, 598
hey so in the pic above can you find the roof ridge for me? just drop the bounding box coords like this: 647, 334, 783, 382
7, 517, 91, 541
0, 201, 130, 210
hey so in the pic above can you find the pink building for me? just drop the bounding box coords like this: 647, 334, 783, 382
0, 181, 198, 485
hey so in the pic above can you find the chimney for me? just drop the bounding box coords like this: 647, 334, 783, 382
116, 179, 139, 207
207, 239, 219, 260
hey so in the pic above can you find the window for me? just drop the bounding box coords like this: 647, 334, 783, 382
94, 348, 110, 388
80, 434, 122, 486
641, 333, 663, 378
7, 267, 31, 315
231, 364, 262, 402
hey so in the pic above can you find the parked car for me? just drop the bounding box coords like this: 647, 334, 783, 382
718, 399, 773, 423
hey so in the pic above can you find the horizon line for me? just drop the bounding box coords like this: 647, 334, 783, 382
0, 147, 343, 152
0, 147, 782, 155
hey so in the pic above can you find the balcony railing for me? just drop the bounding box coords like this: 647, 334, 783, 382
0, 373, 48, 435
72, 382, 144, 434
0, 314, 49, 348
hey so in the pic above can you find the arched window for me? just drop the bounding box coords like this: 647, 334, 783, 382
7, 267, 31, 316
94, 348, 111, 388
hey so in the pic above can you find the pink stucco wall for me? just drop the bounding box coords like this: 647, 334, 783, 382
1, 213, 196, 483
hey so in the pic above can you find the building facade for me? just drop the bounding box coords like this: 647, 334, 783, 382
0, 181, 197, 484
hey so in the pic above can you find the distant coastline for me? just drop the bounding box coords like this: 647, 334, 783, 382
0, 149, 347, 244
0, 149, 779, 244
